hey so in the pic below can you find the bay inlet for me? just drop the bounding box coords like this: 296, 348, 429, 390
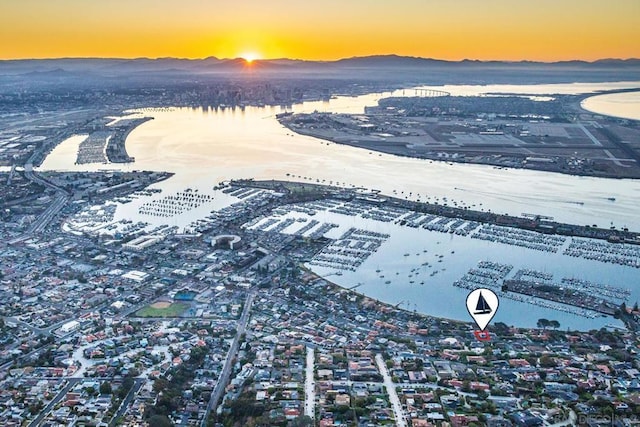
39, 82, 640, 329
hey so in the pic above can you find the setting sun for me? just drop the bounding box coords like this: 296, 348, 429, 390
240, 52, 260, 64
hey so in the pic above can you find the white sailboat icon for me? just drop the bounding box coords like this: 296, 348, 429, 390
466, 288, 499, 331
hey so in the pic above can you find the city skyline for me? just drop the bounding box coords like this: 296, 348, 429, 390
1, 0, 639, 61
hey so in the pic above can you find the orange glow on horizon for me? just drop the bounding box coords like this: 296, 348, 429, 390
0, 0, 638, 61
239, 52, 261, 64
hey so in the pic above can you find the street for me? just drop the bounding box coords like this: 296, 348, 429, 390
201, 291, 255, 426
375, 353, 407, 427
304, 346, 315, 418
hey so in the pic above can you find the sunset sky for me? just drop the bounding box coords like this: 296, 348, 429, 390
1, 0, 639, 61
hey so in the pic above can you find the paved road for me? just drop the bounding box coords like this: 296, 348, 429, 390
28, 378, 83, 427
7, 164, 16, 185
28, 192, 69, 234
577, 123, 603, 147
8, 167, 70, 244
304, 346, 316, 418
375, 354, 407, 427
4, 316, 41, 334
4, 315, 74, 337
109, 378, 145, 426
201, 291, 255, 426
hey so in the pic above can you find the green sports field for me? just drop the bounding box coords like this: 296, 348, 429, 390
135, 301, 190, 317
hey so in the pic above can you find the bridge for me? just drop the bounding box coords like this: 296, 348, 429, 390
412, 88, 450, 97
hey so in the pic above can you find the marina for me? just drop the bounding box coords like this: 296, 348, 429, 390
75, 132, 109, 165
231, 187, 639, 329
502, 278, 619, 317
38, 82, 640, 329
307, 228, 389, 272
564, 238, 640, 268
471, 224, 566, 252
138, 189, 214, 217
4, 4, 640, 423
452, 263, 615, 319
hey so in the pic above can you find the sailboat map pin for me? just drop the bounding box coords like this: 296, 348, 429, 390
466, 288, 499, 331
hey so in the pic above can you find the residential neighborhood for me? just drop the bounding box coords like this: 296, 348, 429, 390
1, 170, 639, 427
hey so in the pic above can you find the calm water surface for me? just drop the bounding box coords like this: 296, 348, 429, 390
39, 82, 640, 328
267, 208, 640, 330
41, 82, 640, 231
581, 91, 640, 121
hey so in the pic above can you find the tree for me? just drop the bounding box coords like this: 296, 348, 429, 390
118, 376, 134, 399
413, 357, 424, 370
549, 320, 560, 330
28, 401, 44, 415
537, 319, 550, 330
100, 381, 112, 395
148, 415, 174, 427
539, 355, 556, 368
493, 322, 510, 335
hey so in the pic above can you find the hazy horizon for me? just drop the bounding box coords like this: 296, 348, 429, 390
2, 54, 639, 64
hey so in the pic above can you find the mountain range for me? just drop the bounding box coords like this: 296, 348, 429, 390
1, 55, 639, 89
2, 55, 639, 76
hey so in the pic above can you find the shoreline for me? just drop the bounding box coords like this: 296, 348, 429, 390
278, 87, 640, 180
279, 122, 640, 181
243, 179, 639, 331
580, 90, 640, 121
